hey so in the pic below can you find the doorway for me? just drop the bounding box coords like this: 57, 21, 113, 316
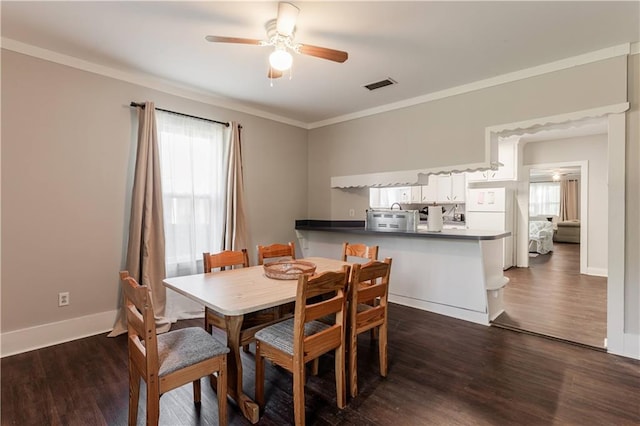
488, 107, 624, 352
494, 160, 607, 348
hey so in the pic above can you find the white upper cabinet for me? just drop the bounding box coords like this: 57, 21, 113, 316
467, 137, 518, 182
410, 186, 422, 203
436, 174, 466, 203
420, 175, 438, 203
451, 173, 467, 202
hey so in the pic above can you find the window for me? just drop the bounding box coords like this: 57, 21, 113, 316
156, 110, 229, 278
529, 181, 560, 217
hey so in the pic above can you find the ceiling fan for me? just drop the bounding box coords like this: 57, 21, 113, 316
205, 2, 348, 79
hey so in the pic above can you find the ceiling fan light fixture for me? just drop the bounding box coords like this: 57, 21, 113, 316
269, 48, 293, 71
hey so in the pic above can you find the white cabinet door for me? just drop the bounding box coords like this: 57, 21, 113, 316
399, 187, 411, 203
489, 138, 517, 181
410, 186, 422, 203
436, 174, 466, 203
450, 173, 466, 202
436, 176, 452, 203
420, 175, 438, 203
466, 170, 488, 182
466, 138, 518, 183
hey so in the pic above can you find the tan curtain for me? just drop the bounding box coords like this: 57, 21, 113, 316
108, 101, 171, 337
559, 178, 579, 221
223, 122, 249, 251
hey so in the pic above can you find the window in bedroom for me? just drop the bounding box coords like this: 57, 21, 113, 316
529, 181, 560, 216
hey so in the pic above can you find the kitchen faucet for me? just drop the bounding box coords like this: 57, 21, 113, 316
390, 202, 402, 210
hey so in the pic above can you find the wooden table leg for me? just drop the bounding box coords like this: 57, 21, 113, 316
224, 314, 260, 424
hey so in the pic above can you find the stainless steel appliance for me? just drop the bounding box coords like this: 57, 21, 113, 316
366, 209, 419, 232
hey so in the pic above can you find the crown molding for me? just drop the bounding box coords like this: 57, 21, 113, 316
0, 38, 308, 129
309, 43, 632, 129
2, 38, 635, 131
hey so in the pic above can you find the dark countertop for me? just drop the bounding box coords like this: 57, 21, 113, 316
295, 220, 510, 241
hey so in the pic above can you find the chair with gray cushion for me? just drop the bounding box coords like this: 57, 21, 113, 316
254, 266, 350, 426
120, 271, 229, 426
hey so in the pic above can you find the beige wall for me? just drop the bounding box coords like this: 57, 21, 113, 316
523, 134, 608, 272
308, 54, 639, 338
1, 50, 308, 332
308, 56, 627, 220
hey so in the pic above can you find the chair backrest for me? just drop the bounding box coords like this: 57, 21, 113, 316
203, 249, 250, 272
257, 241, 296, 265
293, 266, 350, 364
341, 242, 379, 262
120, 271, 159, 380
349, 259, 392, 333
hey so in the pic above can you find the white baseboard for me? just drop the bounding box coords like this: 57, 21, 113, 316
611, 332, 640, 360
389, 293, 490, 326
586, 267, 608, 277
1, 310, 118, 358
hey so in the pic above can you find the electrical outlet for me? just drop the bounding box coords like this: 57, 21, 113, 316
58, 292, 70, 307
349, 209, 355, 217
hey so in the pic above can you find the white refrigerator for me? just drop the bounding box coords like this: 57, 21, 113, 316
466, 187, 515, 269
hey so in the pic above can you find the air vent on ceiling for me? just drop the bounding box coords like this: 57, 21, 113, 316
364, 78, 397, 91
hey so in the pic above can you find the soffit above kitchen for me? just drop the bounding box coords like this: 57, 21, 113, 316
2, 2, 638, 128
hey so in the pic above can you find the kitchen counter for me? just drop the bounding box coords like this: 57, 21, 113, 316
296, 219, 510, 326
295, 220, 510, 240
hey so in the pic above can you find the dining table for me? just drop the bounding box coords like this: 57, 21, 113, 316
163, 256, 350, 424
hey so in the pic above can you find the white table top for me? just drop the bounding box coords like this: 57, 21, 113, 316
163, 257, 349, 316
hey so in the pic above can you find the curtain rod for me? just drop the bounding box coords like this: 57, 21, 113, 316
130, 102, 230, 127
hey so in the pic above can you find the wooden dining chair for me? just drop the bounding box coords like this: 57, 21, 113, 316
257, 241, 297, 320
203, 249, 288, 354
254, 266, 350, 426
257, 241, 296, 265
341, 242, 379, 262
348, 258, 392, 398
202, 249, 250, 335
120, 271, 229, 426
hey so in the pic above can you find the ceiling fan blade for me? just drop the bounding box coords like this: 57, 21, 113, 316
276, 2, 299, 36
268, 67, 283, 79
205, 35, 262, 45
298, 44, 349, 63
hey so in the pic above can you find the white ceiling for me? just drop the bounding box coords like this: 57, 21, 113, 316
2, 1, 639, 127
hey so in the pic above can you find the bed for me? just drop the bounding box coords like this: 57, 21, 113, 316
529, 220, 554, 254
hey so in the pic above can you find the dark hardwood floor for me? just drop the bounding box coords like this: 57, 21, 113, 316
496, 243, 607, 348
3, 303, 638, 425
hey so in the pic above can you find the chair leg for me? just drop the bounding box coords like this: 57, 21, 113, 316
311, 358, 319, 376
192, 378, 201, 403
128, 364, 140, 426
293, 366, 306, 426
217, 357, 228, 426
335, 345, 346, 408
204, 311, 212, 334
379, 323, 388, 377
146, 379, 160, 426
243, 343, 251, 353
349, 331, 358, 398
255, 342, 265, 409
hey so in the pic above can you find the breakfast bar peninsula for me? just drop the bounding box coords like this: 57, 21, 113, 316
295, 220, 511, 326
